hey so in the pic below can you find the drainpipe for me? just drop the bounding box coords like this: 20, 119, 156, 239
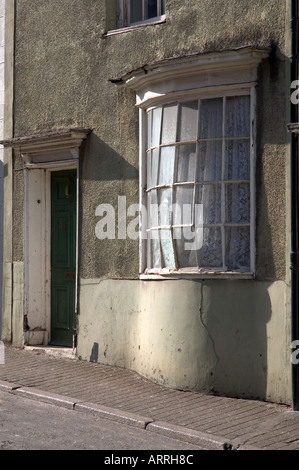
290, 0, 299, 411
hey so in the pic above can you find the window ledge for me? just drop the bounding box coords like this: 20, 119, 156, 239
104, 16, 166, 37
140, 270, 255, 280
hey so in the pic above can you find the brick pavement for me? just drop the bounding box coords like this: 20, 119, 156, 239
0, 345, 299, 450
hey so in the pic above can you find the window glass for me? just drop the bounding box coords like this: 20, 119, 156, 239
177, 144, 196, 182
225, 183, 250, 224
196, 184, 222, 225
226, 96, 250, 137
147, 0, 158, 18
199, 99, 222, 139
151, 107, 162, 147
179, 101, 198, 141
225, 140, 250, 180
145, 95, 251, 273
197, 141, 222, 182
118, 0, 165, 28
158, 146, 175, 185
161, 104, 178, 144
130, 0, 143, 24
225, 226, 250, 270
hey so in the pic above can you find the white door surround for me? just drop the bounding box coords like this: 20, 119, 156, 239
1, 129, 90, 345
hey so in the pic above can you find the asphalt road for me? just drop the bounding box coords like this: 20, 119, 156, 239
0, 390, 211, 452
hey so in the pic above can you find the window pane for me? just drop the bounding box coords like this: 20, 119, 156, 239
199, 99, 223, 139
148, 229, 162, 269
161, 104, 178, 144
161, 229, 176, 268
174, 228, 198, 268
226, 96, 250, 137
198, 227, 222, 268
196, 184, 221, 225
130, 0, 143, 23
148, 190, 159, 228
151, 107, 162, 147
177, 144, 196, 182
179, 101, 198, 141
145, 93, 252, 274
147, 0, 158, 18
158, 187, 172, 226
158, 146, 175, 185
173, 185, 194, 226
147, 148, 159, 188
225, 140, 250, 181
161, 0, 165, 15
225, 183, 250, 224
197, 141, 222, 181
225, 226, 250, 270
147, 152, 151, 188
147, 110, 152, 149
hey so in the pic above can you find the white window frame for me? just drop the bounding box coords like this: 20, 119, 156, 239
122, 47, 270, 279
117, 0, 165, 29
139, 89, 255, 279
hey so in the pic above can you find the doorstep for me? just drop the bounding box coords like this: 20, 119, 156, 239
24, 345, 77, 360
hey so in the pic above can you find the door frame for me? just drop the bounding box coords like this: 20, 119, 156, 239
24, 161, 79, 346
1, 128, 89, 347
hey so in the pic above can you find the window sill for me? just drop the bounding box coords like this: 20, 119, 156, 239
140, 269, 255, 280
104, 17, 166, 37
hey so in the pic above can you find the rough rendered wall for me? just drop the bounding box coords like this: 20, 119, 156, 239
13, 0, 288, 281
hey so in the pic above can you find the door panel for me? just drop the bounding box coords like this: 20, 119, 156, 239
51, 170, 77, 347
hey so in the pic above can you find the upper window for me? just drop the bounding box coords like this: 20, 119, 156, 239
117, 0, 165, 28
144, 95, 252, 276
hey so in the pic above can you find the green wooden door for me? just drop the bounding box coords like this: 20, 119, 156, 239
51, 170, 77, 347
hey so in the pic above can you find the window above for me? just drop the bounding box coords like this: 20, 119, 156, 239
117, 0, 165, 28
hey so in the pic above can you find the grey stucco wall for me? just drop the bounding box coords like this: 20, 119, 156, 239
12, 0, 289, 281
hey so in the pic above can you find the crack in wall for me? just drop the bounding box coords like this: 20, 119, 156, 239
199, 281, 219, 390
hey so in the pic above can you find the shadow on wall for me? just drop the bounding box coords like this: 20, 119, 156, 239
202, 280, 272, 401
78, 131, 139, 280
255, 44, 289, 281
81, 132, 138, 182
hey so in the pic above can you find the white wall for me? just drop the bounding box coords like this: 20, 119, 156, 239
77, 278, 292, 405
0, 0, 5, 335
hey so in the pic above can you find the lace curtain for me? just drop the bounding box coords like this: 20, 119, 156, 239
146, 95, 251, 272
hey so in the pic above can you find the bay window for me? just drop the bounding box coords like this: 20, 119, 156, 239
121, 47, 270, 278
145, 94, 252, 275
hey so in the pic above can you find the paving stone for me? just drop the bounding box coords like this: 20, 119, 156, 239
1, 345, 299, 450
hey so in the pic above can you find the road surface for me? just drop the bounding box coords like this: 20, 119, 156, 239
0, 390, 215, 452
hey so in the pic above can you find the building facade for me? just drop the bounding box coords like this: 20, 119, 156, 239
1, 0, 297, 406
